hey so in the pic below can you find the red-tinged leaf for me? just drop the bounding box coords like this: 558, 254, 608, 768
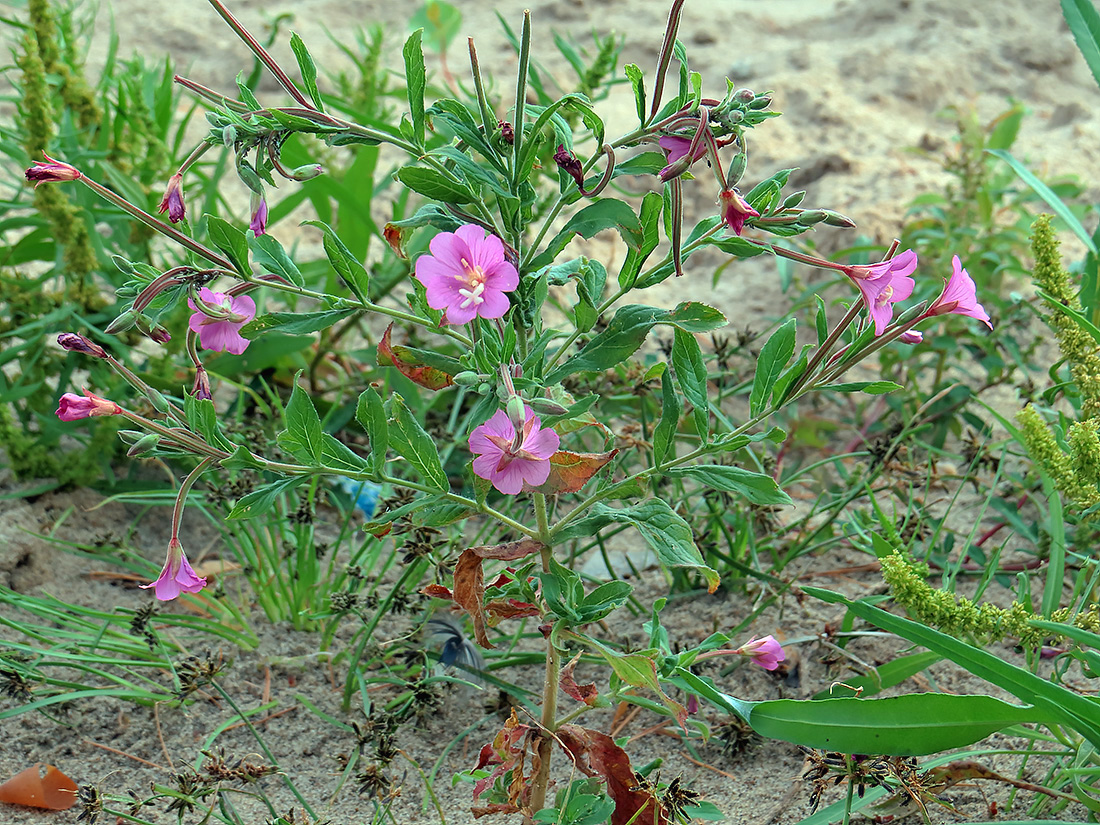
422, 583, 453, 599
364, 521, 393, 538
560, 654, 599, 706
472, 803, 521, 818
523, 449, 619, 494
453, 539, 546, 648
556, 726, 668, 825
0, 764, 78, 810
377, 323, 454, 390
383, 223, 408, 259
472, 709, 534, 807
485, 599, 541, 620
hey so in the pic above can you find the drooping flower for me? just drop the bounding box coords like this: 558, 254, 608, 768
192, 366, 213, 400
141, 538, 207, 601
25, 153, 82, 187
469, 406, 560, 495
718, 188, 759, 236
847, 249, 918, 336
925, 256, 992, 329
249, 194, 268, 236
414, 224, 519, 325
658, 135, 706, 180
187, 287, 256, 355
56, 390, 121, 421
554, 144, 585, 189
898, 330, 924, 345
158, 173, 186, 223
737, 635, 785, 671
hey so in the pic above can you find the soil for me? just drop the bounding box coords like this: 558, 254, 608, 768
4, 0, 1100, 823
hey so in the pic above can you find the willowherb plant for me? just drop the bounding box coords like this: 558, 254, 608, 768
29, 0, 1030, 820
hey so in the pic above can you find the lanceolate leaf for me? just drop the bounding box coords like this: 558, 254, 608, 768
387, 394, 448, 490
354, 386, 387, 476
750, 318, 795, 417
665, 465, 792, 507
671, 327, 709, 441
377, 323, 455, 390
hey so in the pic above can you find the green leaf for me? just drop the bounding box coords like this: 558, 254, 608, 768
403, 29, 426, 146
242, 308, 358, 338
354, 389, 389, 477
227, 476, 307, 519
623, 63, 646, 125
320, 433, 369, 473
249, 233, 304, 287
651, 367, 677, 466
618, 192, 663, 291
666, 465, 792, 507
183, 395, 237, 454
1063, 0, 1100, 93
205, 215, 250, 275
289, 32, 324, 111
817, 381, 903, 394
395, 165, 477, 204
671, 328, 709, 442
410, 0, 462, 52
988, 149, 1097, 255
547, 302, 726, 383
750, 319, 796, 417
277, 380, 323, 464
530, 199, 644, 271
303, 220, 370, 304
387, 394, 448, 490
812, 650, 942, 699
805, 587, 1100, 749
577, 580, 633, 623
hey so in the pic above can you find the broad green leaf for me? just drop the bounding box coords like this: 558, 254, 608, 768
547, 302, 726, 383
249, 233, 304, 287
395, 166, 477, 204
750, 319, 795, 417
205, 215, 250, 275
303, 220, 370, 303
227, 476, 307, 519
320, 433, 369, 473
403, 29, 426, 146
671, 328, 709, 442
666, 465, 792, 507
183, 395, 237, 454
242, 308, 358, 338
530, 199, 644, 271
651, 368, 677, 466
277, 380, 323, 464
805, 587, 1100, 748
387, 394, 448, 490
289, 32, 324, 111
618, 191, 663, 291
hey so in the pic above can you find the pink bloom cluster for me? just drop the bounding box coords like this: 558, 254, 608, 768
469, 405, 559, 494
415, 225, 518, 325
187, 288, 256, 355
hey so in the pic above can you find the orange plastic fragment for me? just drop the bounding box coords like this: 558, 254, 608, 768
0, 763, 78, 810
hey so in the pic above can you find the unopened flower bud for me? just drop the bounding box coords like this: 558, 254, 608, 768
127, 433, 161, 457
148, 325, 172, 345
505, 395, 527, 433
192, 366, 213, 400
249, 193, 268, 236
748, 95, 772, 110
781, 191, 806, 210
499, 120, 514, 145
796, 209, 827, 226
476, 382, 493, 395
898, 330, 924, 345
25, 153, 82, 187
733, 88, 755, 104
112, 255, 136, 274
147, 388, 171, 414
822, 210, 857, 229
222, 125, 238, 148
453, 371, 483, 387
236, 161, 265, 195
290, 164, 324, 181
526, 397, 569, 416
718, 188, 759, 236
724, 152, 747, 189
157, 173, 186, 223
57, 332, 108, 359
554, 144, 585, 189
105, 309, 137, 335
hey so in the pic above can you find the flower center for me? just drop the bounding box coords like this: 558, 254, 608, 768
874, 285, 894, 309
457, 257, 487, 308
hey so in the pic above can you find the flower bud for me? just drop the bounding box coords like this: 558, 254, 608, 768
781, 191, 806, 210
554, 144, 585, 190
290, 164, 324, 181
25, 153, 82, 187
112, 255, 136, 274
148, 325, 172, 345
499, 120, 514, 145
127, 433, 161, 457
718, 188, 759, 236
157, 173, 186, 223
236, 161, 265, 195
249, 193, 268, 236
748, 95, 772, 110
476, 382, 493, 395
898, 330, 924, 345
57, 332, 108, 359
222, 125, 238, 148
505, 395, 527, 433
105, 309, 137, 335
452, 371, 483, 387
147, 388, 171, 414
733, 88, 755, 104
192, 366, 213, 400
526, 397, 569, 416
796, 209, 827, 226
822, 210, 857, 229
724, 152, 747, 190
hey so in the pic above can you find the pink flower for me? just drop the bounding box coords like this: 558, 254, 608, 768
25, 153, 82, 187
926, 256, 992, 329
141, 538, 207, 601
187, 287, 256, 355
249, 195, 268, 236
414, 224, 519, 325
737, 635, 785, 671
898, 330, 924, 344
847, 249, 918, 336
469, 406, 560, 495
719, 188, 759, 236
658, 136, 706, 180
158, 173, 186, 223
56, 390, 121, 421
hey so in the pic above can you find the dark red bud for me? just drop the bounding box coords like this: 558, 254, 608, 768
499, 120, 514, 145
554, 144, 585, 189
57, 332, 108, 359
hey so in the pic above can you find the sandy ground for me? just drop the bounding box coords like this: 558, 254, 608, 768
4, 0, 1100, 822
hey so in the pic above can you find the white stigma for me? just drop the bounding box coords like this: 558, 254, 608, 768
458, 282, 486, 308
